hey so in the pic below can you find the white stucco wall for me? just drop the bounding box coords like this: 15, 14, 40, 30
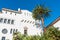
53, 20, 60, 30
0, 8, 43, 40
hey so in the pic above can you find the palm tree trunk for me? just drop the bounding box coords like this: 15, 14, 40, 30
41, 17, 44, 29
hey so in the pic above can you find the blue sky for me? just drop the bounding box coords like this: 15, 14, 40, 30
0, 0, 60, 27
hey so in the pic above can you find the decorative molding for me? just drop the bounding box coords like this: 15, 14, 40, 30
2, 8, 21, 14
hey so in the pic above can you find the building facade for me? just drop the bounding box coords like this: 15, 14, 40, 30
0, 8, 43, 40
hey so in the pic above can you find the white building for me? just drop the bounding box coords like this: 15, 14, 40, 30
0, 8, 43, 40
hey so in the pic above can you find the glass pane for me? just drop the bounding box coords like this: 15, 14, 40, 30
0, 18, 3, 23
4, 19, 7, 23
24, 30, 27, 35
10, 29, 12, 34
11, 20, 14, 24
2, 37, 5, 40
7, 19, 10, 24
2, 29, 8, 34
13, 29, 15, 33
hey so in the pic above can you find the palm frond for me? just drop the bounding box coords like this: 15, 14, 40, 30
32, 5, 51, 20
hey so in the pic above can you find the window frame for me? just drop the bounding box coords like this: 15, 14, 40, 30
0, 18, 3, 23
4, 19, 7, 23
11, 20, 14, 24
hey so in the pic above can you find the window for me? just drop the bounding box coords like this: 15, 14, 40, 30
30, 21, 32, 23
4, 19, 7, 23
10, 29, 12, 34
2, 37, 5, 40
24, 20, 26, 22
11, 20, 14, 24
13, 29, 17, 33
10, 29, 18, 34
24, 30, 27, 35
13, 29, 15, 33
15, 14, 16, 15
24, 27, 28, 35
13, 29, 18, 33
2, 29, 8, 34
27, 21, 29, 23
0, 18, 14, 24
7, 19, 10, 24
21, 19, 24, 22
0, 18, 3, 23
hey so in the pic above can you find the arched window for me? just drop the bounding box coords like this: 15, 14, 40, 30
10, 29, 12, 34
10, 29, 18, 34
4, 19, 7, 23
7, 19, 10, 24
0, 18, 14, 24
11, 20, 14, 24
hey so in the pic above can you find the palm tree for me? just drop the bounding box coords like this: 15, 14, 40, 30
32, 5, 51, 29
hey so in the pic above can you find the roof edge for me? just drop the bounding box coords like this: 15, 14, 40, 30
46, 16, 60, 28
